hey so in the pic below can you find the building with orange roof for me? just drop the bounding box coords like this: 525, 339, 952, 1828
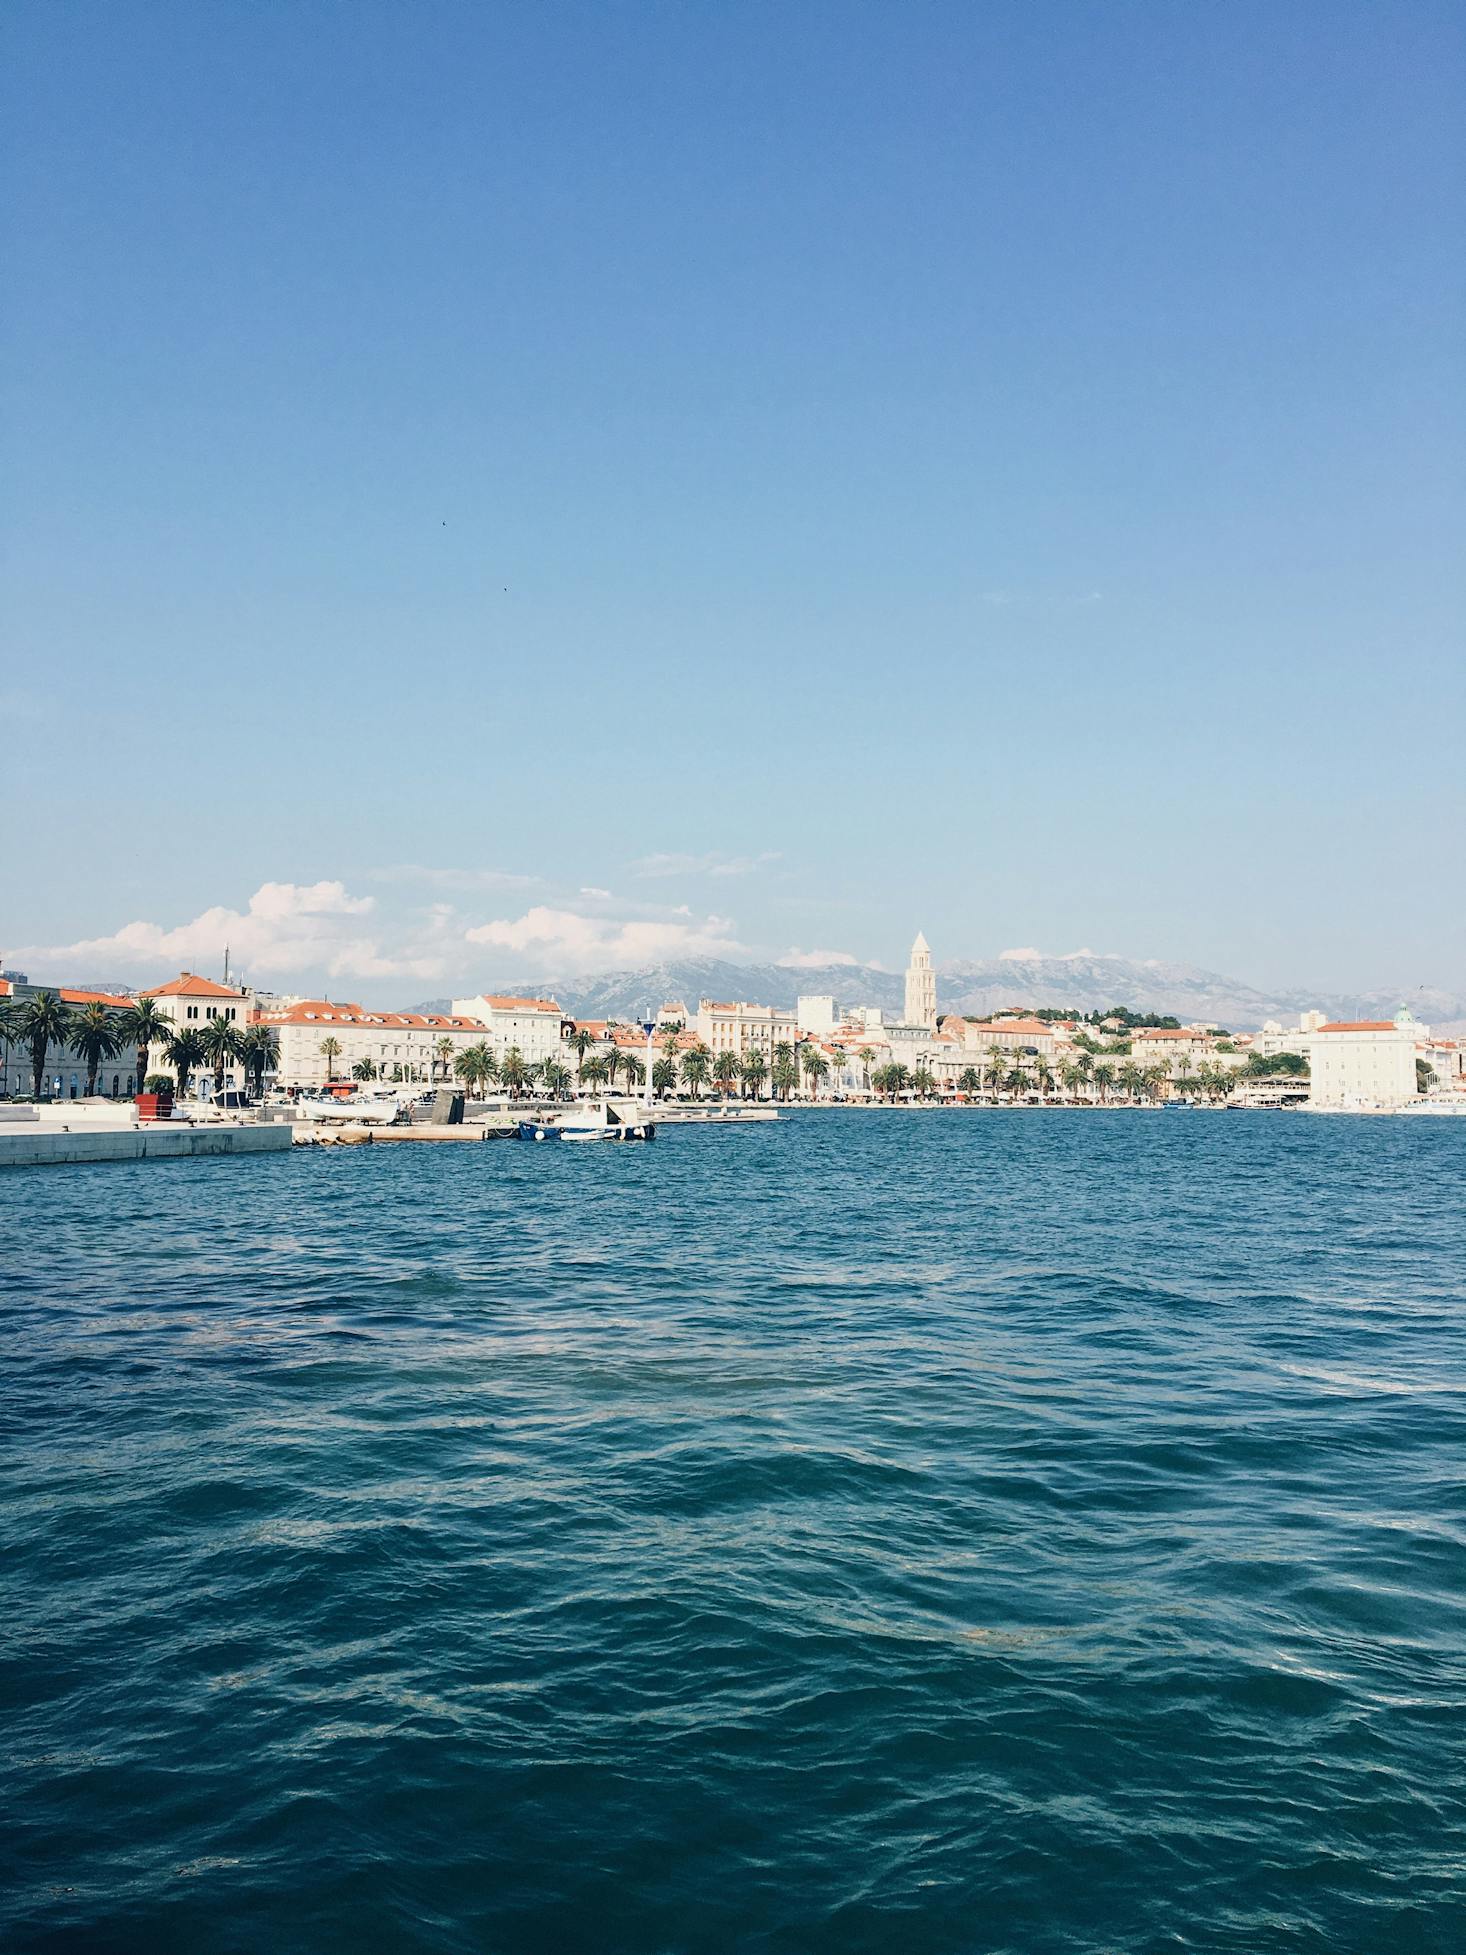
450, 991, 570, 1067
0, 969, 140, 1099
258, 997, 494, 1088
136, 972, 254, 1095
1308, 1008, 1424, 1108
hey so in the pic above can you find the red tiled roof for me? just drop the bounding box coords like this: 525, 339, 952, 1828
259, 999, 487, 1032
61, 988, 136, 1007
1316, 1021, 1398, 1034
144, 972, 249, 999
471, 995, 562, 1014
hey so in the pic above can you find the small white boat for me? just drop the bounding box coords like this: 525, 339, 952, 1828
295, 1088, 415, 1127
519, 1098, 656, 1143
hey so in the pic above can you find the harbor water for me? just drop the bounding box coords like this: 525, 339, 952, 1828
3, 1111, 1463, 1952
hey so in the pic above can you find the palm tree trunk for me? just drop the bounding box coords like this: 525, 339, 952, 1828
86, 1061, 99, 1097
31, 1037, 46, 1100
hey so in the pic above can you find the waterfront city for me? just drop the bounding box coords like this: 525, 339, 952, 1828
3, 931, 1461, 1139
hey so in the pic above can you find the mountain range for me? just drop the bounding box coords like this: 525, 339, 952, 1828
404, 953, 1465, 1035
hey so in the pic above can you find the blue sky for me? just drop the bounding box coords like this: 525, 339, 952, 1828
4, 2, 1462, 996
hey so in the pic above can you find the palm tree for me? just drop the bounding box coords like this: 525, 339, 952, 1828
711, 1051, 740, 1098
570, 1027, 595, 1084
119, 996, 171, 1100
740, 1050, 768, 1100
499, 1045, 529, 1099
541, 1059, 571, 1099
1117, 1062, 1144, 1104
239, 1025, 279, 1099
71, 1001, 124, 1097
454, 1042, 494, 1097
801, 1046, 829, 1100
1092, 1061, 1116, 1105
912, 1065, 936, 1099
319, 1035, 343, 1083
682, 1043, 711, 1100
578, 1054, 609, 1094
772, 1055, 798, 1101
652, 1056, 677, 1097
857, 1047, 875, 1094
200, 1016, 243, 1099
1059, 1060, 1084, 1101
958, 1065, 979, 1096
604, 1048, 626, 1094
19, 992, 75, 1099
1004, 1062, 1028, 1099
661, 1028, 683, 1066
434, 1037, 455, 1084
352, 1058, 378, 1082
163, 1028, 207, 1101
1033, 1058, 1054, 1101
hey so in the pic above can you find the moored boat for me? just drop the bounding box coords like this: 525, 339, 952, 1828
518, 1098, 656, 1143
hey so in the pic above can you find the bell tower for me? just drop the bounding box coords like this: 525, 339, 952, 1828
904, 932, 936, 1029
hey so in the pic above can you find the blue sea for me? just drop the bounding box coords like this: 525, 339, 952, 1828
3, 1111, 1464, 1953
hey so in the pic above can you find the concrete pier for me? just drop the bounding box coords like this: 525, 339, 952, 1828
0, 1116, 293, 1169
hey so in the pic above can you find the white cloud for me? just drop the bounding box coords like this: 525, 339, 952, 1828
14, 881, 448, 986
630, 850, 781, 880
463, 904, 745, 973
579, 886, 613, 900
778, 946, 862, 969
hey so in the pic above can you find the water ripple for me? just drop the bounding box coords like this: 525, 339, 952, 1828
2, 1111, 1464, 1952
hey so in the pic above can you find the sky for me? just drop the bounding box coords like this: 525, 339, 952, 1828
3, 2, 1462, 998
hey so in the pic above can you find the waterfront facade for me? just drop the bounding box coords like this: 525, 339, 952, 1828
1307, 1012, 1422, 1108
0, 975, 138, 1099
695, 998, 799, 1058
450, 994, 568, 1066
259, 999, 490, 1088
141, 973, 256, 1095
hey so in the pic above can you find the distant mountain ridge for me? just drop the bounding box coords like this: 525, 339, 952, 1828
402, 953, 1465, 1034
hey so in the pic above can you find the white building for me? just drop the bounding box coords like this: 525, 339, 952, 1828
0, 974, 138, 1099
797, 994, 842, 1036
1256, 1011, 1327, 1058
695, 998, 799, 1058
844, 1005, 885, 1033
261, 999, 491, 1088
1307, 1011, 1423, 1108
904, 932, 937, 1030
450, 993, 569, 1067
143, 972, 256, 1094
964, 1017, 1062, 1061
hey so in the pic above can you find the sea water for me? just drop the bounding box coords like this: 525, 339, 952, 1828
3, 1111, 1463, 1952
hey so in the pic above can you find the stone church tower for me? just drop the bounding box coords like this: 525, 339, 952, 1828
904, 931, 936, 1029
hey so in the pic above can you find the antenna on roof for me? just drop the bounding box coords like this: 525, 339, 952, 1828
223, 944, 230, 986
